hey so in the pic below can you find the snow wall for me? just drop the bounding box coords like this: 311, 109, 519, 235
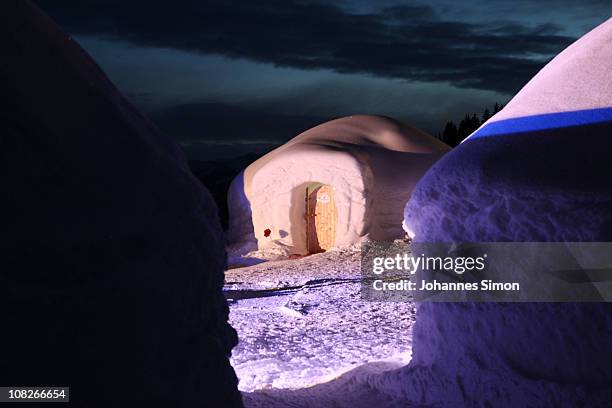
228, 115, 449, 255
0, 2, 242, 407
392, 19, 612, 407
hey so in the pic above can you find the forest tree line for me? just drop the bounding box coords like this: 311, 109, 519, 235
438, 102, 505, 146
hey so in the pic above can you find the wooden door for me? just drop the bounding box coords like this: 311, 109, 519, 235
306, 184, 336, 253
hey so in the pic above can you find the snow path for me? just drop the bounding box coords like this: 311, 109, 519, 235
225, 245, 416, 405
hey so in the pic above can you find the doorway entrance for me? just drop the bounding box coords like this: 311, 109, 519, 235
306, 183, 337, 253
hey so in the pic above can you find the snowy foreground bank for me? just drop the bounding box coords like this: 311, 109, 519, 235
225, 245, 416, 407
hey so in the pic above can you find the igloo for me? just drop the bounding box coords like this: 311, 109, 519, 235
395, 19, 612, 406
0, 2, 242, 407
228, 115, 449, 255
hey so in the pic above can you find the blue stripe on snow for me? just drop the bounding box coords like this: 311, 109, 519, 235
469, 107, 612, 140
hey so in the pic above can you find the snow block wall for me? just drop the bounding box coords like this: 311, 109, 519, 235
391, 19, 612, 407
228, 115, 449, 255
0, 2, 242, 407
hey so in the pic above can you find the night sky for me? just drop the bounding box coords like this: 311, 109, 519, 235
34, 0, 611, 159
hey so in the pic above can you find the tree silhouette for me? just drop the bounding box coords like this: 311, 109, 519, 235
440, 102, 505, 147
441, 121, 458, 146
493, 102, 504, 114
482, 108, 491, 122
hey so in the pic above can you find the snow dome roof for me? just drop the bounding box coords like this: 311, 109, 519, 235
468, 18, 612, 140
279, 114, 450, 153
399, 18, 612, 407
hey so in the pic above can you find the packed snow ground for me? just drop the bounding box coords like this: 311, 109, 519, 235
224, 244, 416, 405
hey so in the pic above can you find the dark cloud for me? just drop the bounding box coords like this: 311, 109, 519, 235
150, 101, 328, 140
379, 4, 436, 20
34, 0, 576, 94
149, 102, 332, 159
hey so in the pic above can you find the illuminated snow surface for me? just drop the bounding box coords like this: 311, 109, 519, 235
225, 245, 416, 406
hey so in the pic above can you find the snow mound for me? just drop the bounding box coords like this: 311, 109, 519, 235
228, 115, 449, 255
397, 18, 612, 407
0, 2, 241, 407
